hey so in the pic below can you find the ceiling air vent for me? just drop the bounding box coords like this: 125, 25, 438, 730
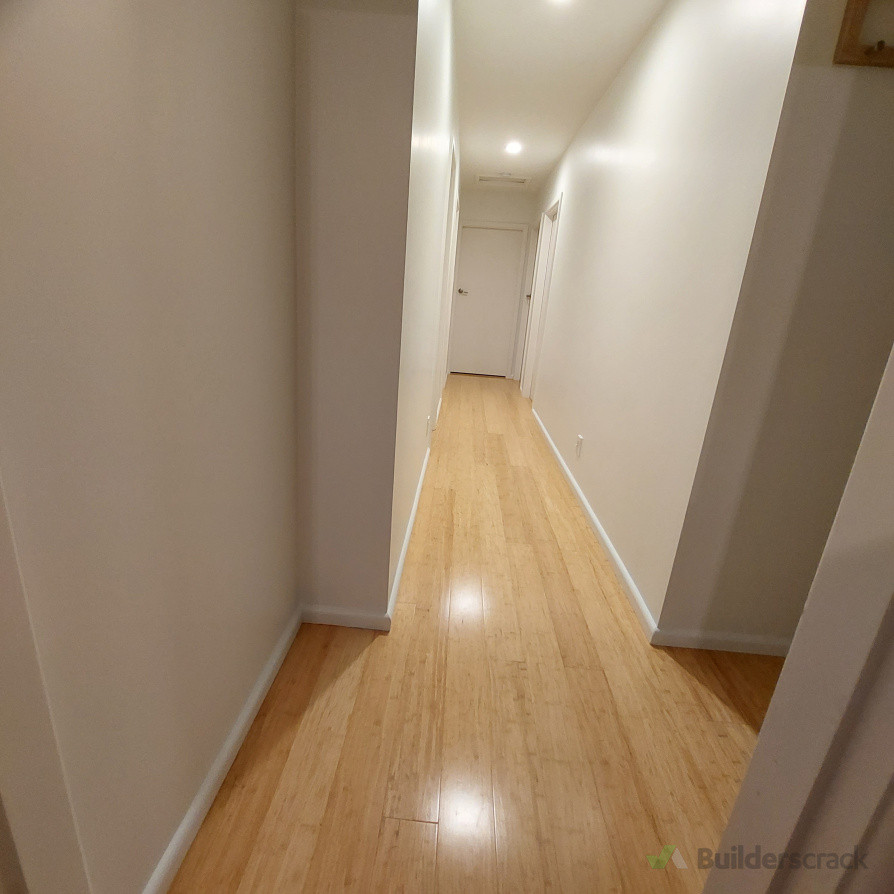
476, 173, 530, 188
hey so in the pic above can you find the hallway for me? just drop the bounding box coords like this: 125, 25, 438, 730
172, 374, 783, 893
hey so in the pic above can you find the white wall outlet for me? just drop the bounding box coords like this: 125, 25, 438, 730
576, 434, 584, 457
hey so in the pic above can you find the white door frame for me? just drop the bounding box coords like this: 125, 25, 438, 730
447, 220, 530, 377
520, 195, 562, 399
432, 143, 460, 427
707, 346, 894, 893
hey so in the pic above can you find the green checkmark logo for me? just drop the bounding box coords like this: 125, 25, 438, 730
647, 845, 677, 868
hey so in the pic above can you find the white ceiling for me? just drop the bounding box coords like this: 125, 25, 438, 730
453, 0, 668, 191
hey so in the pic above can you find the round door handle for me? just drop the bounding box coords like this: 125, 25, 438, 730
458, 288, 469, 294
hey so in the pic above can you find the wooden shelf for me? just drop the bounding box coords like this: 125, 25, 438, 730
835, 0, 894, 68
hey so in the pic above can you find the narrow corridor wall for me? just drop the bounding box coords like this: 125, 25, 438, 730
532, 0, 806, 626
390, 0, 458, 605
708, 340, 894, 893
0, 2, 300, 891
295, 1, 417, 625
659, 0, 894, 651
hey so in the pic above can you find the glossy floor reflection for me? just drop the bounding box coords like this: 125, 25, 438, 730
171, 374, 784, 893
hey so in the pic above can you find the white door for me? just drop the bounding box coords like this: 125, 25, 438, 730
520, 214, 553, 396
520, 199, 561, 398
449, 225, 526, 376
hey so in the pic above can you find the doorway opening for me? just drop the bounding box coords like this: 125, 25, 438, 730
430, 145, 461, 430
519, 196, 561, 400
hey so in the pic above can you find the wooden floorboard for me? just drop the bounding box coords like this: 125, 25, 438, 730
171, 374, 784, 893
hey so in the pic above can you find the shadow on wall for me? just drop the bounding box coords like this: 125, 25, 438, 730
661, 62, 894, 649
295, 17, 313, 614
292, 4, 416, 620
0, 795, 27, 894
777, 583, 894, 888
700, 77, 894, 641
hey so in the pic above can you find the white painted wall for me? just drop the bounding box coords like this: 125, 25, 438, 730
457, 187, 540, 379
460, 186, 541, 224
0, 2, 300, 891
659, 0, 894, 650
389, 0, 457, 598
708, 342, 894, 894
533, 0, 806, 622
295, 1, 417, 625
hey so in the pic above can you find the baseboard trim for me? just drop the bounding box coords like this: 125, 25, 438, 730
301, 605, 392, 631
300, 445, 431, 635
530, 410, 789, 657
650, 627, 790, 656
142, 605, 302, 894
386, 445, 431, 623
531, 408, 658, 640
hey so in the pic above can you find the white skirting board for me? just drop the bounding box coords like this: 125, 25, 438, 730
300, 604, 392, 631
532, 408, 791, 657
650, 627, 790, 656
142, 606, 303, 894
301, 444, 431, 634
386, 445, 430, 622
531, 409, 658, 640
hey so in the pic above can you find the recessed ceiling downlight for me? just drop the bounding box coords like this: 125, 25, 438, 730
505, 140, 523, 155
